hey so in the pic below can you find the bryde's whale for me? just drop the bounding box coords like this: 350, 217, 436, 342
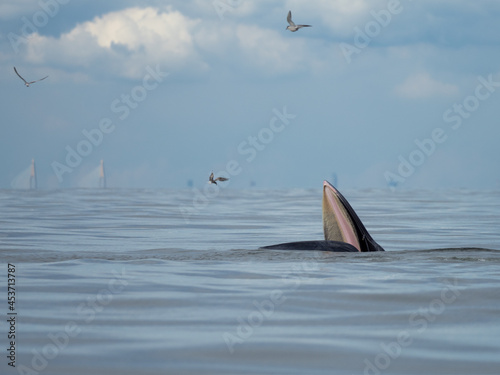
260, 181, 385, 252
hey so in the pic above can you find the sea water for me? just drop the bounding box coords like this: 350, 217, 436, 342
1, 188, 499, 375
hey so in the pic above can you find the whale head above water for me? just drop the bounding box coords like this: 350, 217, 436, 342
260, 180, 385, 252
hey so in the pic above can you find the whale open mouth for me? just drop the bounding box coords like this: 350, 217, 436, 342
322, 181, 384, 252
259, 181, 384, 252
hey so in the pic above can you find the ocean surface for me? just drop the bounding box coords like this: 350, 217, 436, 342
1, 187, 499, 375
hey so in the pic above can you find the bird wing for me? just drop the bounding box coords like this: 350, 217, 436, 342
13, 67, 28, 84
29, 75, 49, 84
35, 75, 49, 83
297, 25, 312, 28
215, 177, 229, 182
287, 11, 295, 26
209, 172, 214, 181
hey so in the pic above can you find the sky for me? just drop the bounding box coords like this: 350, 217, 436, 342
1, 0, 500, 190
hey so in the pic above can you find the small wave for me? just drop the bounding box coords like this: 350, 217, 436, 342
2, 247, 499, 264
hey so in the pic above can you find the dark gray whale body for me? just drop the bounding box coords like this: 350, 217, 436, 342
260, 181, 385, 252
261, 240, 361, 252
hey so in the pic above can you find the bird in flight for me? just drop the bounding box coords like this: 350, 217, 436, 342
14, 67, 48, 87
209, 172, 229, 185
286, 10, 312, 32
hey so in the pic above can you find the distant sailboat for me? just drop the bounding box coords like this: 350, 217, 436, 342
30, 159, 37, 189
99, 160, 106, 188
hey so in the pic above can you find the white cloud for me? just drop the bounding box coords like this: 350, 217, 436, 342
18, 5, 329, 79
235, 24, 311, 74
395, 72, 460, 99
24, 6, 208, 79
84, 7, 195, 54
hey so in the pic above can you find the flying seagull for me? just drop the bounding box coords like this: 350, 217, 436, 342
209, 172, 229, 185
14, 67, 48, 87
286, 10, 311, 32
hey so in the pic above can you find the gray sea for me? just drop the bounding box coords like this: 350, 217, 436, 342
1, 187, 499, 375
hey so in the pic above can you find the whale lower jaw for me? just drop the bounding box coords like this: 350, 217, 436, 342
323, 181, 361, 250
